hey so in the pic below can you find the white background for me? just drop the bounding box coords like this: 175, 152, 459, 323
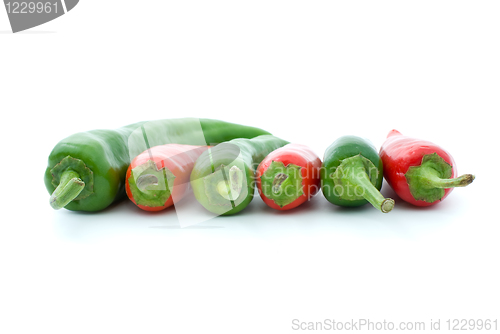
0, 1, 498, 333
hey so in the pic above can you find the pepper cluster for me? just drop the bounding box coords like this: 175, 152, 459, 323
45, 119, 474, 214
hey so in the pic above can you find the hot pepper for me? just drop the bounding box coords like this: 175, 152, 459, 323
190, 135, 289, 216
379, 130, 475, 206
45, 118, 272, 212
125, 144, 209, 211
321, 136, 395, 213
256, 144, 321, 210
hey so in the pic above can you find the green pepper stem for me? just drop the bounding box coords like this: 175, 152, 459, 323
50, 169, 85, 210
216, 181, 233, 200
346, 171, 395, 213
337, 155, 395, 213
419, 168, 475, 188
216, 166, 243, 201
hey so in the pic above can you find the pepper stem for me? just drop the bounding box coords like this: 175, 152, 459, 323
136, 174, 159, 191
216, 166, 243, 201
260, 161, 304, 208
381, 198, 396, 213
419, 169, 475, 188
272, 173, 290, 194
343, 167, 395, 213
405, 153, 475, 203
50, 169, 85, 210
334, 154, 395, 213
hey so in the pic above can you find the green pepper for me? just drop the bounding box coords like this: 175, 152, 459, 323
320, 135, 395, 213
45, 118, 272, 212
190, 135, 289, 216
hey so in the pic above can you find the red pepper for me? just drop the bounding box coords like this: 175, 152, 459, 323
125, 144, 209, 211
256, 144, 321, 210
379, 130, 474, 207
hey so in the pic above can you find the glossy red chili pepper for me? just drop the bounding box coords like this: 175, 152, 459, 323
379, 130, 474, 207
125, 144, 209, 211
256, 144, 321, 210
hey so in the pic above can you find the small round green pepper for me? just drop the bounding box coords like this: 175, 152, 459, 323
320, 135, 394, 213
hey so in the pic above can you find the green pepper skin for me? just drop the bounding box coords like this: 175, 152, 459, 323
191, 135, 289, 216
321, 136, 384, 208
45, 118, 272, 212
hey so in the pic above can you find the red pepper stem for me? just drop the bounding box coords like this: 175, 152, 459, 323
260, 161, 304, 208
418, 167, 475, 189
136, 174, 159, 191
272, 173, 290, 194
50, 169, 85, 210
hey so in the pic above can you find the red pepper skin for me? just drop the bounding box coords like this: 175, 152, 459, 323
380, 130, 473, 206
126, 144, 209, 211
256, 144, 321, 210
